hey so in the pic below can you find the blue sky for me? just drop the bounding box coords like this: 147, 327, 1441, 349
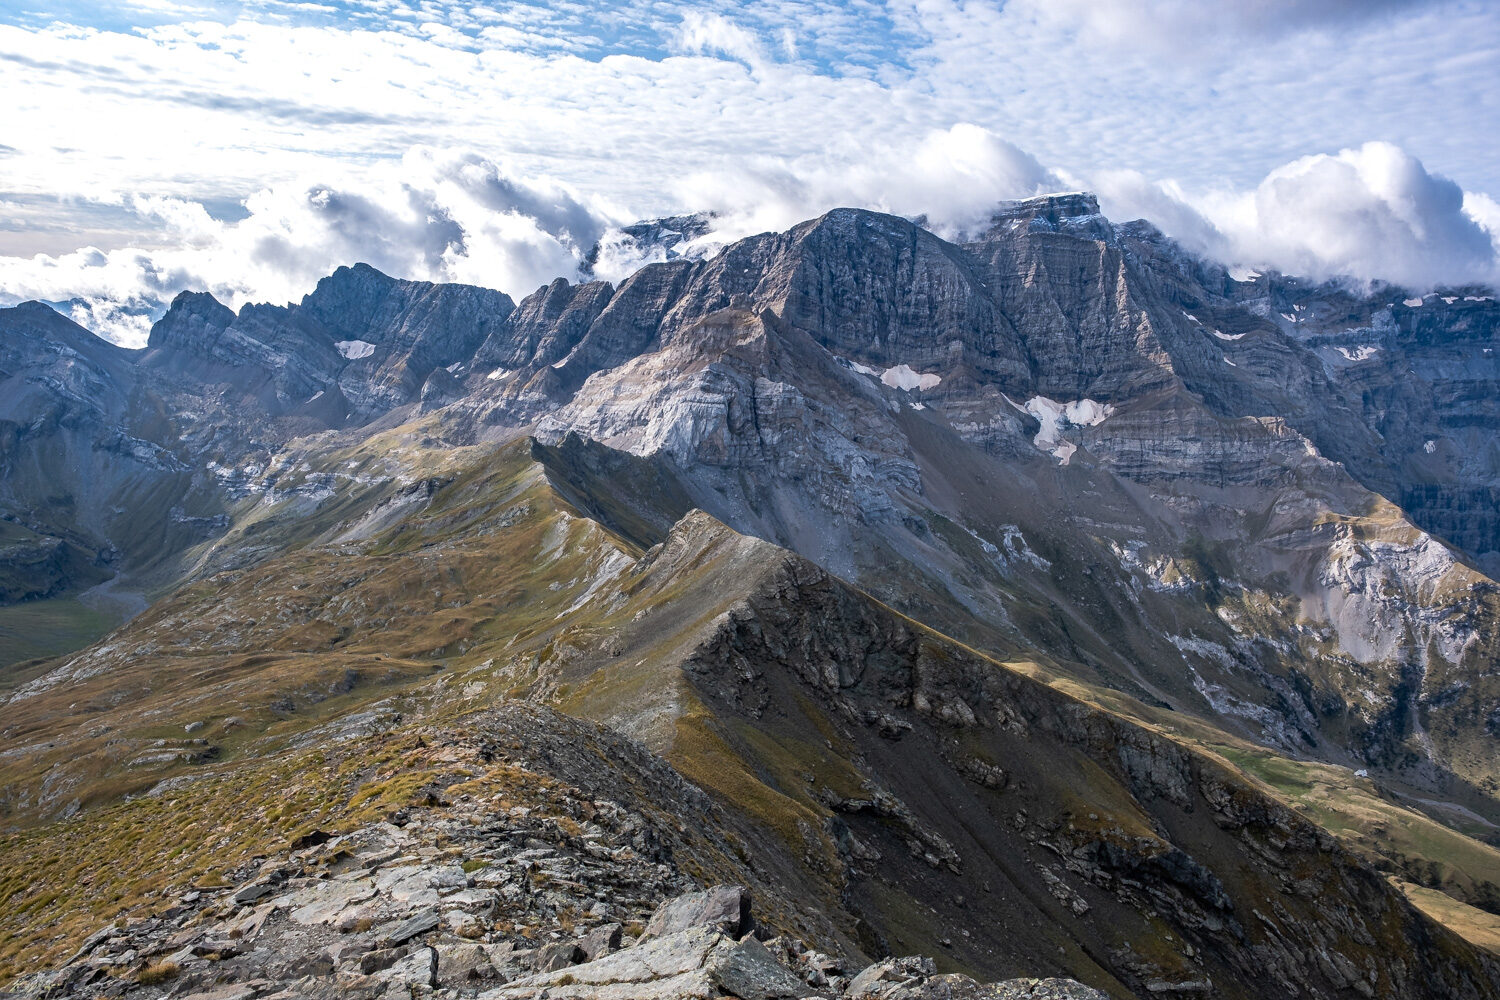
2, 0, 1498, 343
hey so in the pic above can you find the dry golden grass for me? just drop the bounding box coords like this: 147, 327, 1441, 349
1398, 881, 1500, 955
136, 960, 177, 984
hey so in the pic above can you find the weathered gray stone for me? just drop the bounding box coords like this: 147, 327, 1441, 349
487, 926, 723, 997
848, 956, 938, 997
176, 987, 258, 1000
361, 946, 411, 975
578, 921, 623, 961
386, 908, 440, 945
533, 939, 585, 971
711, 936, 813, 1000
286, 879, 377, 925
230, 882, 276, 905
641, 884, 752, 941
384, 945, 438, 989
436, 942, 499, 985
989, 979, 1111, 1000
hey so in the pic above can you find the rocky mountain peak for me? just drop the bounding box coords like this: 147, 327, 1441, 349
145, 289, 234, 354
992, 191, 1102, 225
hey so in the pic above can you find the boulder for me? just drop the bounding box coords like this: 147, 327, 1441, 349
641, 884, 753, 941
436, 942, 498, 985
848, 956, 937, 997
578, 921, 623, 961
384, 946, 438, 989
230, 882, 277, 905
533, 939, 585, 972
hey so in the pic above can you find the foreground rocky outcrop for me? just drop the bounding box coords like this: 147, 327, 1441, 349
7, 800, 1100, 1000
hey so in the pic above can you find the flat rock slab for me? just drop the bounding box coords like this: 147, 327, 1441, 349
989, 980, 1110, 1000
230, 882, 277, 905
286, 878, 377, 925
641, 884, 752, 941
176, 988, 258, 1000
483, 927, 813, 1000
386, 908, 440, 946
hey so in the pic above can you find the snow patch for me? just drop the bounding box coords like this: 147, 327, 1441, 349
1424, 439, 1438, 454
1018, 396, 1114, 465
1402, 297, 1425, 308
837, 357, 881, 377
487, 368, 513, 381
1224, 358, 1237, 367
307, 390, 324, 403
335, 339, 376, 360
1211, 329, 1245, 341
881, 364, 941, 391
960, 522, 1049, 572
1228, 265, 1260, 282
1335, 345, 1380, 362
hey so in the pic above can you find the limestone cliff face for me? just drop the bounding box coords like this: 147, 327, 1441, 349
0, 304, 203, 599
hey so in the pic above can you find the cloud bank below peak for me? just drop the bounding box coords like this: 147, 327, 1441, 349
1096, 141, 1499, 290
0, 149, 617, 345
0, 130, 1495, 347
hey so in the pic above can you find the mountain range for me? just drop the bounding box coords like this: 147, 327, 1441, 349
2, 193, 1499, 999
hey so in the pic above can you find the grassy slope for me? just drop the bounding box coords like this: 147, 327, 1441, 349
0, 599, 117, 685
2, 426, 1497, 990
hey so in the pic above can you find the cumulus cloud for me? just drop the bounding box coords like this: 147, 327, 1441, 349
1100, 142, 1497, 290
588, 124, 1062, 281
674, 124, 1061, 243
0, 149, 616, 345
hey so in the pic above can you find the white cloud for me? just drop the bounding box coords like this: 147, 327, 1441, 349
668, 124, 1061, 247
2, 4, 1499, 338
674, 11, 766, 71
1099, 142, 1497, 290
1017, 0, 1427, 52
6, 132, 1496, 347
0, 149, 616, 345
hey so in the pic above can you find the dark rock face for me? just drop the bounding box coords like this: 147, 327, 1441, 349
0, 304, 197, 609
473, 277, 612, 371
144, 263, 515, 418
